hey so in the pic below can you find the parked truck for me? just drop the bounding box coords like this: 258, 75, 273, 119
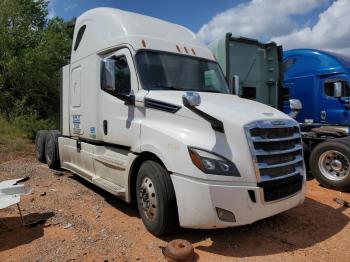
35, 8, 306, 236
210, 34, 350, 191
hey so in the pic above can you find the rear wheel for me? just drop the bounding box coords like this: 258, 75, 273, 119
310, 139, 350, 191
136, 160, 179, 236
35, 130, 48, 163
45, 130, 61, 170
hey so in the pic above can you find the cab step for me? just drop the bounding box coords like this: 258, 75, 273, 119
93, 177, 126, 197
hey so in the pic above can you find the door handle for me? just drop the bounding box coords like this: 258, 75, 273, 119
103, 120, 108, 135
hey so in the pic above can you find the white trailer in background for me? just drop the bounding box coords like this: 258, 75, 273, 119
35, 8, 306, 236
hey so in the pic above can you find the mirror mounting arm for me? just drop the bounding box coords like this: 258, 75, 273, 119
116, 94, 135, 106
185, 105, 225, 133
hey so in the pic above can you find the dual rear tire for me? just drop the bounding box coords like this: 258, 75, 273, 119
35, 130, 61, 169
35, 131, 179, 235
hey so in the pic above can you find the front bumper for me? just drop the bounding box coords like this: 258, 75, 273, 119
171, 174, 306, 229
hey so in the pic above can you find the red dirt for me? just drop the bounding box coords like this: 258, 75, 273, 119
1, 154, 350, 261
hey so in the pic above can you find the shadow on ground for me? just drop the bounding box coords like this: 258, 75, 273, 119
0, 212, 54, 252
68, 174, 139, 218
162, 197, 349, 258
67, 173, 349, 258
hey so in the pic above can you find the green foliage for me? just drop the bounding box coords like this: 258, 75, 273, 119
0, 116, 33, 163
5, 98, 56, 139
0, 0, 72, 125
0, 116, 25, 143
12, 112, 55, 140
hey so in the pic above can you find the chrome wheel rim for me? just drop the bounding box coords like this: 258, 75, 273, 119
319, 150, 350, 181
139, 177, 157, 221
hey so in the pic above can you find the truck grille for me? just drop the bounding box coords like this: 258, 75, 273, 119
245, 120, 304, 202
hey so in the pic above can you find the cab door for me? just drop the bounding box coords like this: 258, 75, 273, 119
319, 76, 350, 125
99, 47, 140, 147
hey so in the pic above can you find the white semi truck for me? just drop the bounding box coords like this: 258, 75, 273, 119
35, 8, 306, 236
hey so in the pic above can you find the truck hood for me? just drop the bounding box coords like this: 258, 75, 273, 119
141, 91, 297, 184
145, 91, 291, 126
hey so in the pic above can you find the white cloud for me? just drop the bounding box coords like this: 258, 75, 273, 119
197, 0, 327, 43
47, 0, 55, 19
271, 0, 350, 55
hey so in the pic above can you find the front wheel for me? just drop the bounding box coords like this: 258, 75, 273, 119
136, 160, 179, 236
309, 139, 350, 191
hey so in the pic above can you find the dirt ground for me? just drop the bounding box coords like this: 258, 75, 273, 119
1, 149, 350, 262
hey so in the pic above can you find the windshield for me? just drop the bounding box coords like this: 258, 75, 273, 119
135, 51, 229, 93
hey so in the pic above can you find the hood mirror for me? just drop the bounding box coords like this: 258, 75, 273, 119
182, 91, 201, 107
289, 99, 302, 119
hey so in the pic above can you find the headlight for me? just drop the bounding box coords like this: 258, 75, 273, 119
188, 147, 240, 177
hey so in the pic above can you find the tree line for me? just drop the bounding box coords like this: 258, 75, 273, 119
0, 0, 73, 135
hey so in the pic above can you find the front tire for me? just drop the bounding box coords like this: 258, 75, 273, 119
136, 160, 179, 236
309, 139, 350, 191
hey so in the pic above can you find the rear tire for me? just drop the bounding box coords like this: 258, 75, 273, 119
136, 160, 179, 236
45, 130, 61, 170
35, 130, 48, 163
309, 139, 350, 191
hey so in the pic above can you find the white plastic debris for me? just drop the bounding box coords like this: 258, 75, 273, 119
0, 177, 32, 209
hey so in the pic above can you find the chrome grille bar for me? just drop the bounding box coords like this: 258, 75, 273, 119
245, 119, 304, 184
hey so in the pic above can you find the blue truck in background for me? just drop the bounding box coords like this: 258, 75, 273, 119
283, 49, 350, 191
211, 34, 350, 191
283, 49, 350, 125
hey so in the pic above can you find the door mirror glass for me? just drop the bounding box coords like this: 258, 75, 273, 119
233, 75, 241, 95
101, 56, 131, 96
333, 82, 343, 98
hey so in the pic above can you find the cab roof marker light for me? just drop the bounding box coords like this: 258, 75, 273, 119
191, 48, 196, 56
141, 39, 146, 48
176, 45, 181, 53
184, 46, 189, 54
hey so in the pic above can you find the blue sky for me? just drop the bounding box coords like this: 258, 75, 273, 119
49, 0, 247, 32
49, 0, 328, 32
49, 0, 350, 55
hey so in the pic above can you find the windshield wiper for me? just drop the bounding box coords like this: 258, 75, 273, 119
153, 85, 184, 91
197, 89, 222, 93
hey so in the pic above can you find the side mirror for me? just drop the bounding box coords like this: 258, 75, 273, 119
101, 58, 134, 105
182, 91, 201, 107
333, 82, 343, 98
289, 99, 302, 118
233, 75, 241, 95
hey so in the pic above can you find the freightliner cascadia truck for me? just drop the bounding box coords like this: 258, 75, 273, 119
210, 34, 350, 191
35, 8, 306, 236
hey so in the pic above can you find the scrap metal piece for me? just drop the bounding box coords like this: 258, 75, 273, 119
0, 177, 32, 209
334, 197, 350, 208
161, 239, 195, 262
